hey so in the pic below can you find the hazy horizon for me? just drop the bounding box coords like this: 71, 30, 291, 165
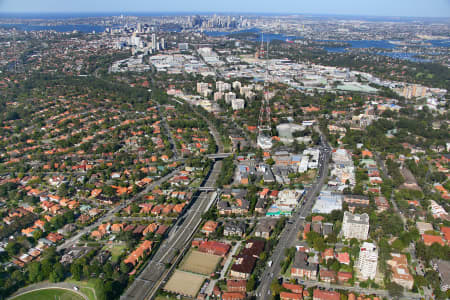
0, 0, 449, 18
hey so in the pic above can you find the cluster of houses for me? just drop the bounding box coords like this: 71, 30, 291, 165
90, 222, 168, 240
0, 89, 185, 272
164, 105, 214, 156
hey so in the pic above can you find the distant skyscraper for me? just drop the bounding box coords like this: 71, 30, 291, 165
152, 33, 156, 50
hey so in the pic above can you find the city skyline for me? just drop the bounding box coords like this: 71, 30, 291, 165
0, 0, 450, 18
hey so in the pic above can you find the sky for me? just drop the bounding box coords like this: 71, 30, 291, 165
0, 0, 449, 18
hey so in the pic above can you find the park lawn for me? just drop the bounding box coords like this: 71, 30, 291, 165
80, 287, 95, 300
64, 279, 97, 300
12, 288, 84, 300
102, 244, 127, 263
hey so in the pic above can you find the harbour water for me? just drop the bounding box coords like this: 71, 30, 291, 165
0, 24, 106, 33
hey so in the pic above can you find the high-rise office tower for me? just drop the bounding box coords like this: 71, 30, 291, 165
152, 33, 156, 50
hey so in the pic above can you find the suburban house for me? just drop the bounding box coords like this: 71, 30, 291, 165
201, 220, 219, 236
291, 251, 318, 280
226, 279, 247, 293
221, 292, 246, 300
224, 221, 246, 237
387, 253, 414, 290
313, 289, 340, 300
320, 270, 337, 283
124, 240, 153, 266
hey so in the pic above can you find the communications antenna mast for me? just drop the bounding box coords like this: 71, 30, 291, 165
259, 32, 265, 58
257, 34, 273, 150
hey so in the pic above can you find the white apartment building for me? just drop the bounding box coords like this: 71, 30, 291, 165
224, 92, 236, 104
232, 81, 242, 90
216, 81, 231, 92
197, 82, 209, 94
231, 98, 245, 110
358, 242, 378, 280
214, 92, 224, 101
341, 211, 370, 240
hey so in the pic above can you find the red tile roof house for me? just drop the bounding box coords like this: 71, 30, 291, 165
162, 204, 174, 215
198, 241, 230, 257
303, 223, 311, 240
282, 283, 304, 294
336, 252, 350, 265
221, 292, 245, 300
201, 220, 219, 236
133, 225, 147, 235
91, 230, 104, 240
313, 289, 340, 300
34, 219, 46, 231
151, 205, 163, 215
46, 232, 64, 243
312, 215, 325, 222
227, 279, 247, 293
22, 227, 37, 237
320, 270, 337, 283
422, 234, 445, 246
321, 248, 334, 262
173, 203, 186, 214
139, 203, 153, 214
143, 223, 159, 236
155, 225, 168, 236
111, 223, 125, 233
337, 271, 353, 283
123, 240, 153, 266
124, 224, 136, 232
441, 226, 450, 245
280, 292, 303, 300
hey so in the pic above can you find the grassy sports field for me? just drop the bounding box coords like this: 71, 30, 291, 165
179, 249, 221, 275
164, 270, 205, 297
11, 288, 85, 300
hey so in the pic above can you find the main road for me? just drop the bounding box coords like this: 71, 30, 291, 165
300, 279, 421, 300
256, 131, 331, 299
